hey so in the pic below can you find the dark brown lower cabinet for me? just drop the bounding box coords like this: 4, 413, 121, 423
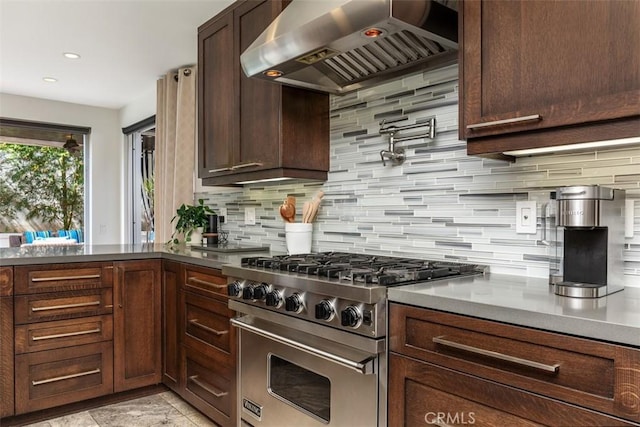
2, 259, 232, 425
180, 264, 236, 427
389, 354, 635, 426
9, 262, 115, 416
0, 295, 14, 418
184, 346, 234, 424
15, 341, 113, 414
162, 260, 183, 391
113, 260, 162, 392
389, 303, 640, 426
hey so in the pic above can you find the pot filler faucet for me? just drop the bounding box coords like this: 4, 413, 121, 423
379, 117, 437, 166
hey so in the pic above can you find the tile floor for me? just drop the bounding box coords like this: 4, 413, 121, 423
22, 391, 218, 427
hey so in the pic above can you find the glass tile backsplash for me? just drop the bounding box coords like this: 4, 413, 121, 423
197, 64, 639, 283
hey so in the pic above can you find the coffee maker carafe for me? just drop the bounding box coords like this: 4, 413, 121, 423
549, 185, 625, 298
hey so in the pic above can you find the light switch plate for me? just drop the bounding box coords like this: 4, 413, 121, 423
516, 201, 537, 234
244, 207, 256, 225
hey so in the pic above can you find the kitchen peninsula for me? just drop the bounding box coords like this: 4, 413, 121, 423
1, 246, 639, 426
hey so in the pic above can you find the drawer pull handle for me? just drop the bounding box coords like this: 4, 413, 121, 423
466, 114, 542, 130
31, 274, 101, 283
32, 327, 101, 341
187, 277, 226, 290
32, 368, 101, 386
31, 328, 100, 341
432, 336, 560, 373
188, 375, 228, 398
189, 319, 228, 336
32, 301, 101, 312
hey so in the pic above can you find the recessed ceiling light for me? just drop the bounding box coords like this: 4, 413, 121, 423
42, 77, 58, 83
63, 52, 81, 59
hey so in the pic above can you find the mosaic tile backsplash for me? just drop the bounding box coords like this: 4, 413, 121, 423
197, 64, 640, 285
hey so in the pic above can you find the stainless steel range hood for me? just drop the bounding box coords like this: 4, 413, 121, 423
240, 0, 458, 95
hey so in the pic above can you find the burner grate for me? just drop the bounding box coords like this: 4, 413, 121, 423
241, 252, 482, 287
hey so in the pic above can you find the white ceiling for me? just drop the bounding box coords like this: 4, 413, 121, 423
0, 0, 235, 109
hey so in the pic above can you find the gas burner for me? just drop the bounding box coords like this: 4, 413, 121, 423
241, 252, 482, 287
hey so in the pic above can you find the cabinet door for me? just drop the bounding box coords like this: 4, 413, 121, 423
184, 346, 234, 427
161, 260, 182, 391
198, 10, 235, 179
14, 263, 113, 295
0, 266, 12, 296
389, 353, 636, 427
0, 296, 14, 418
113, 260, 161, 392
461, 0, 640, 151
15, 342, 113, 415
235, 0, 283, 171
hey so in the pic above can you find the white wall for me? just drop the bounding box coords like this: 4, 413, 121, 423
0, 93, 123, 244
119, 86, 156, 127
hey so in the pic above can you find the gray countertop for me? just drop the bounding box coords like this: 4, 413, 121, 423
388, 273, 640, 347
3, 246, 639, 347
0, 243, 271, 270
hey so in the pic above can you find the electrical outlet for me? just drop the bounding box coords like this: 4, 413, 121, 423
244, 207, 256, 225
219, 208, 227, 223
625, 200, 634, 238
516, 201, 537, 234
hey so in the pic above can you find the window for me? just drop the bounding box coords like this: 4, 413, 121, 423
123, 116, 155, 244
0, 118, 88, 247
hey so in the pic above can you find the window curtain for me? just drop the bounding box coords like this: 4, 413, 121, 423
155, 66, 197, 243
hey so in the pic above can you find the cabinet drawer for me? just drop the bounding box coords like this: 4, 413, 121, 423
15, 341, 113, 414
15, 315, 113, 354
184, 347, 233, 426
0, 267, 12, 296
184, 291, 233, 356
389, 303, 640, 422
183, 265, 227, 300
15, 263, 113, 294
15, 288, 113, 324
389, 353, 635, 427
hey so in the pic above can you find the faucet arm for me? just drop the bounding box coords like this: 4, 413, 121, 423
380, 150, 388, 166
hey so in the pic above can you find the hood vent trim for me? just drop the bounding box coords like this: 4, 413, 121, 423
241, 0, 458, 95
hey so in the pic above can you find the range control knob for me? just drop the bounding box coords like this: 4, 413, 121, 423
241, 285, 255, 300
265, 290, 282, 308
315, 300, 334, 320
285, 293, 303, 313
341, 306, 362, 328
253, 283, 269, 301
227, 281, 242, 297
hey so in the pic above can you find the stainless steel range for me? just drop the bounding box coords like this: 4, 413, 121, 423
223, 252, 485, 427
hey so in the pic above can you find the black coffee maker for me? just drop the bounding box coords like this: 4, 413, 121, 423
203, 214, 218, 246
548, 185, 625, 298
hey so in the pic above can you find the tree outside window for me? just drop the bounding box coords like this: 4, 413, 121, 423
0, 143, 83, 232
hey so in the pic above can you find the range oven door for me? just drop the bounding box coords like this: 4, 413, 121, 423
231, 315, 381, 427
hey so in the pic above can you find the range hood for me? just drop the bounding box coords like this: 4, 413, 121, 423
240, 0, 458, 95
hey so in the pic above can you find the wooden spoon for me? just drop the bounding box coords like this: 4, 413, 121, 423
309, 190, 324, 222
302, 201, 312, 223
279, 199, 295, 223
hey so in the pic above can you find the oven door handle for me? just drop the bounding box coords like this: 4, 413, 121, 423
230, 317, 375, 375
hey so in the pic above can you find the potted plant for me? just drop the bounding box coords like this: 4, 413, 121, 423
169, 199, 215, 245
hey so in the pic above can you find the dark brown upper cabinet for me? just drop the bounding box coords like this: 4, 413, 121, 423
198, 0, 329, 185
459, 0, 640, 159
